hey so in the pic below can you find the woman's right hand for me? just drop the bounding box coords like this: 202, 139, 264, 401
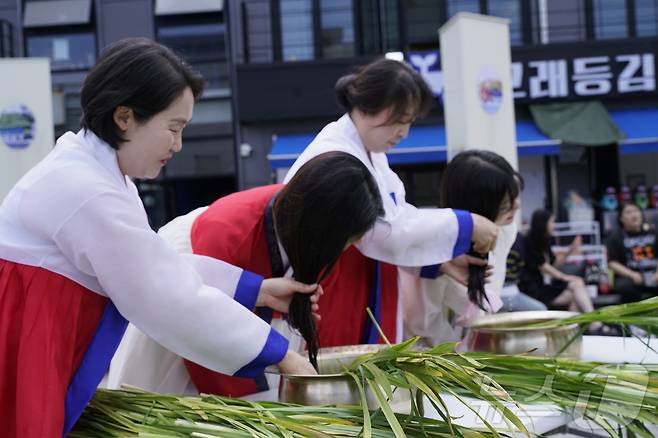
257, 279, 321, 314
568, 235, 582, 254
471, 213, 499, 254
277, 350, 317, 375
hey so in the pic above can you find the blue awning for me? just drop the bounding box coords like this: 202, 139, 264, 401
610, 108, 658, 155
268, 119, 560, 169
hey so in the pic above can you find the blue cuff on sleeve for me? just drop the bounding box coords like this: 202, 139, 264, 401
234, 270, 263, 310
234, 328, 289, 378
420, 264, 442, 279
452, 209, 473, 258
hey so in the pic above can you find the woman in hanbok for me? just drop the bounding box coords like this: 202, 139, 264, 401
110, 151, 397, 397
0, 38, 316, 437
284, 58, 500, 276
402, 150, 523, 346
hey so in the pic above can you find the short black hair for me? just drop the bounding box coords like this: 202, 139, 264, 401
80, 37, 205, 149
335, 58, 433, 125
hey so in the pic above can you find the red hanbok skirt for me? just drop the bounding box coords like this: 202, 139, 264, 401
0, 259, 126, 437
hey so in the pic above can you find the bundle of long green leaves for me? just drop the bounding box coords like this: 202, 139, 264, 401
72, 335, 657, 438
462, 352, 658, 438
72, 300, 658, 437
346, 337, 658, 438
70, 386, 504, 438
524, 296, 658, 336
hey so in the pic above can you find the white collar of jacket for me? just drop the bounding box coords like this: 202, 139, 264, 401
74, 129, 129, 189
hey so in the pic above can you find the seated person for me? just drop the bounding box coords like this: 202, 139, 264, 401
498, 233, 547, 312
605, 203, 658, 302
520, 209, 608, 334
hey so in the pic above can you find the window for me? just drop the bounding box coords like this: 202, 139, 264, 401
592, 0, 628, 39
446, 0, 481, 18
157, 21, 228, 92
23, 0, 96, 71
0, 20, 13, 57
242, 0, 273, 63
636, 0, 658, 36
488, 0, 523, 45
158, 23, 226, 61
26, 32, 95, 71
403, 0, 442, 45
545, 0, 586, 43
320, 0, 354, 58
280, 0, 314, 61
360, 0, 401, 53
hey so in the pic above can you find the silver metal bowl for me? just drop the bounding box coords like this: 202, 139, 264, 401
276, 344, 413, 411
462, 311, 583, 358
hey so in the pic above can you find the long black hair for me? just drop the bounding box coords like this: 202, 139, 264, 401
527, 209, 553, 255
440, 150, 523, 310
275, 152, 384, 369
335, 58, 433, 124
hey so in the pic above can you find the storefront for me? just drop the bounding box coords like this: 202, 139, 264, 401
264, 38, 658, 229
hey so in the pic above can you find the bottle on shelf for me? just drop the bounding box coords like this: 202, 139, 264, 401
618, 185, 632, 205
601, 186, 618, 211
650, 185, 658, 209
635, 185, 649, 210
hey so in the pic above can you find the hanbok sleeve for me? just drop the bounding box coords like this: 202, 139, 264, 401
48, 190, 287, 378
356, 165, 473, 268
157, 206, 261, 310
400, 270, 464, 346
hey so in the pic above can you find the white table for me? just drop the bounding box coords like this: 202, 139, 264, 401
422, 336, 658, 437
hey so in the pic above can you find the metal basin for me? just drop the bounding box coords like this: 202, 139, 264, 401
276, 344, 413, 412
462, 311, 582, 358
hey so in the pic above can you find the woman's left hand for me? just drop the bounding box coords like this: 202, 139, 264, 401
440, 255, 493, 287
257, 278, 323, 316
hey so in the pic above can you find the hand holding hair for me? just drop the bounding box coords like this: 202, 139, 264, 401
257, 278, 320, 314
471, 213, 499, 254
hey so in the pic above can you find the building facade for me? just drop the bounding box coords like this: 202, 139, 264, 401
229, 0, 658, 229
1, 0, 657, 230
0, 0, 237, 228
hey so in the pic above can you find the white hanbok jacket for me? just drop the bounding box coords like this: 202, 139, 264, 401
284, 114, 473, 268
0, 130, 287, 378
402, 221, 518, 347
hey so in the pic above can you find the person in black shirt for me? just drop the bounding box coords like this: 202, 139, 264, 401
499, 233, 547, 312
520, 209, 605, 332
605, 203, 658, 302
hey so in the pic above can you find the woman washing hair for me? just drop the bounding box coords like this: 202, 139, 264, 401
0, 38, 316, 437
284, 58, 499, 286
403, 150, 522, 346
109, 152, 398, 396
